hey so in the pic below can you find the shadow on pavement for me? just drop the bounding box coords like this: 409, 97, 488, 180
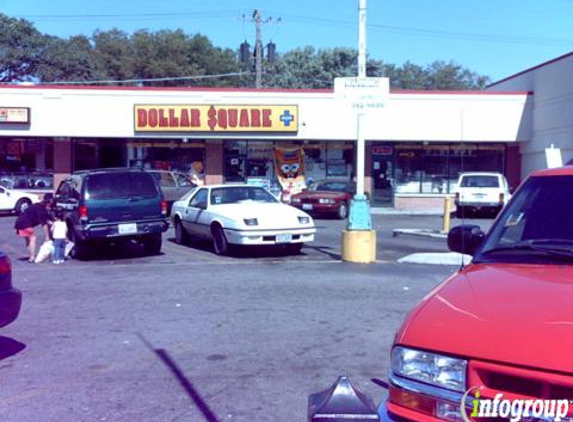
137, 333, 221, 422
0, 336, 26, 360
73, 241, 165, 262
167, 237, 315, 259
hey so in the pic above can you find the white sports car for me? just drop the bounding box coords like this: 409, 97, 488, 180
171, 184, 316, 255
0, 186, 40, 215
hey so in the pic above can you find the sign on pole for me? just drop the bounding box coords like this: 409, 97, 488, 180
545, 144, 563, 169
334, 77, 389, 110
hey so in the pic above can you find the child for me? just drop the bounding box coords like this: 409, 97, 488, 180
51, 208, 68, 264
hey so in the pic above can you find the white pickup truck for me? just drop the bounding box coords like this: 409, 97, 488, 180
454, 172, 511, 218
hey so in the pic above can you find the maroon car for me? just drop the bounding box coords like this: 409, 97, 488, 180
291, 180, 355, 219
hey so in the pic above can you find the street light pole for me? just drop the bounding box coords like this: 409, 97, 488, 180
355, 0, 367, 198
340, 0, 376, 263
347, 0, 371, 229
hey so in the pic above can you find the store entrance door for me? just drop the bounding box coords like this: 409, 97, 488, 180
371, 145, 394, 207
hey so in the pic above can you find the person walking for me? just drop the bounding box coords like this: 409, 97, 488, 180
51, 208, 68, 264
14, 196, 52, 263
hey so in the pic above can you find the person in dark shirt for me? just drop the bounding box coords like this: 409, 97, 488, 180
14, 197, 52, 263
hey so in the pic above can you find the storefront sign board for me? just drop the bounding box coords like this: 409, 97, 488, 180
134, 105, 298, 132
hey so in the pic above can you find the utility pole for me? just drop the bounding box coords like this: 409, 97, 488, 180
254, 9, 263, 89
355, 0, 367, 197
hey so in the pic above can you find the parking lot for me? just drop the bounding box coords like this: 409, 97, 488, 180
0, 213, 492, 422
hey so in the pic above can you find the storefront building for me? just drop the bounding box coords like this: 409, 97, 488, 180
0, 79, 533, 209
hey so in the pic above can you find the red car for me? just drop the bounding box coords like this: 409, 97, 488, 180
290, 180, 355, 219
380, 166, 573, 421
0, 251, 21, 328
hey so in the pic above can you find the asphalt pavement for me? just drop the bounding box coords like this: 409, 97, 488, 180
0, 213, 493, 422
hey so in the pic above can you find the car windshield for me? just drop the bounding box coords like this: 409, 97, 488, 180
460, 175, 500, 188
86, 172, 158, 200
210, 186, 278, 205
476, 175, 573, 263
311, 181, 351, 192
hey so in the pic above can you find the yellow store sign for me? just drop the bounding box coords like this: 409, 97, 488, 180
134, 105, 298, 132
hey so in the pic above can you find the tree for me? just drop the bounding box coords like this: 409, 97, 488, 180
263, 47, 358, 89
93, 29, 135, 83
36, 35, 100, 83
262, 47, 490, 90
0, 14, 48, 82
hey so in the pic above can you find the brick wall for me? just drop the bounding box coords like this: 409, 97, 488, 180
204, 140, 224, 185
53, 138, 72, 190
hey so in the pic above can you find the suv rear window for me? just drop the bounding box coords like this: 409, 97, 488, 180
460, 175, 500, 188
86, 172, 158, 200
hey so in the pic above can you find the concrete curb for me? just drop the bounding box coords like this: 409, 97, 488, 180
392, 228, 447, 239
398, 252, 472, 266
371, 208, 443, 216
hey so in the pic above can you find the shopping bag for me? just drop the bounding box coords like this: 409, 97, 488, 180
35, 240, 54, 263
64, 241, 75, 258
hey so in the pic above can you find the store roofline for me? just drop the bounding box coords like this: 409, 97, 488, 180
487, 51, 573, 88
0, 83, 531, 96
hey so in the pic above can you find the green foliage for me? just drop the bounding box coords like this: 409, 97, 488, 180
36, 35, 100, 82
0, 14, 47, 82
0, 13, 490, 90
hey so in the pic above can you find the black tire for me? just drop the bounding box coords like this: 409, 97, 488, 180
337, 201, 348, 219
143, 234, 162, 256
285, 243, 303, 255
455, 206, 465, 219
212, 225, 229, 256
69, 228, 89, 260
15, 198, 31, 215
174, 219, 189, 245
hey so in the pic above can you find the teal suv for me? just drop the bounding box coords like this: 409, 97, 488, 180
54, 168, 169, 259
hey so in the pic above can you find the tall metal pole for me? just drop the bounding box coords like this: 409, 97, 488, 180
358, 0, 367, 78
355, 0, 367, 197
254, 9, 263, 89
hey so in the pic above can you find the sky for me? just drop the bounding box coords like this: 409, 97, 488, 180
2, 0, 573, 83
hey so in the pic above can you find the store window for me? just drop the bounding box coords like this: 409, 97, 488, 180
73, 138, 126, 171
0, 138, 54, 190
394, 143, 505, 194
128, 139, 205, 183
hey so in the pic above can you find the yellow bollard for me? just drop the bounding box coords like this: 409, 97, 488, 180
341, 230, 377, 263
442, 197, 452, 233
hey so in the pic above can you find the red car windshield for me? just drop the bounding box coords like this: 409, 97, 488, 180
311, 181, 352, 192
476, 175, 573, 263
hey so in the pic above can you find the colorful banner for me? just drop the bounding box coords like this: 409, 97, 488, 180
134, 105, 298, 132
274, 148, 306, 198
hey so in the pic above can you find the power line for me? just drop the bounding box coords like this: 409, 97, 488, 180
13, 9, 573, 47
21, 71, 249, 86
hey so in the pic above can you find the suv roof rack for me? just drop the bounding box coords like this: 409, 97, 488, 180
73, 167, 144, 175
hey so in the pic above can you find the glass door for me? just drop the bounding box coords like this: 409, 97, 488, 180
371, 144, 394, 207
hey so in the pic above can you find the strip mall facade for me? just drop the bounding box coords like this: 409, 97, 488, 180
1, 52, 571, 209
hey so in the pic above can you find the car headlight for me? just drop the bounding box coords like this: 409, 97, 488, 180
243, 218, 258, 226
291, 197, 301, 204
298, 216, 310, 224
391, 346, 467, 392
319, 198, 336, 204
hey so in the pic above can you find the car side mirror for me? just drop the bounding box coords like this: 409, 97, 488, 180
447, 224, 485, 255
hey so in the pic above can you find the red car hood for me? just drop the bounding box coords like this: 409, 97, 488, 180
396, 263, 573, 374
293, 191, 348, 199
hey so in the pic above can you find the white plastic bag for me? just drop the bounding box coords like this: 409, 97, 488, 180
64, 241, 75, 258
35, 240, 54, 263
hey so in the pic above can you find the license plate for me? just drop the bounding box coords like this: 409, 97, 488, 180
118, 223, 137, 234
276, 234, 292, 243
473, 193, 486, 198
302, 204, 313, 210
